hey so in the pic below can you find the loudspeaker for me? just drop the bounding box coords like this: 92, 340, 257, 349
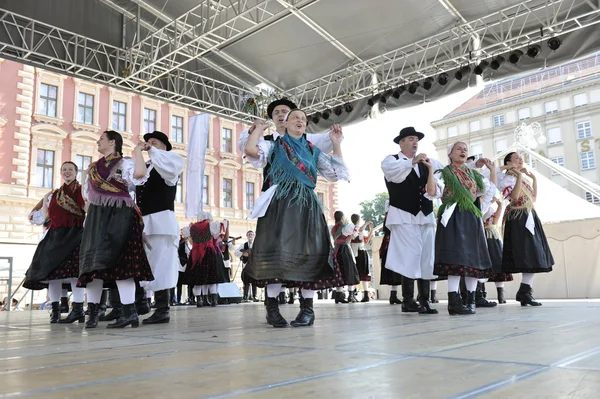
217, 283, 243, 304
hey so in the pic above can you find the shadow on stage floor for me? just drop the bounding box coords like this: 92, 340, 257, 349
1, 300, 600, 398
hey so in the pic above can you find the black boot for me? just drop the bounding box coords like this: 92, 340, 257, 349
99, 288, 122, 321
360, 290, 370, 303
266, 297, 288, 328
465, 291, 476, 313
447, 292, 473, 315
210, 293, 218, 307
348, 289, 358, 303
401, 277, 422, 312
107, 303, 139, 328
389, 290, 402, 305
196, 295, 203, 308
135, 284, 150, 316
59, 297, 69, 313
97, 289, 108, 319
287, 292, 295, 305
417, 279, 438, 315
497, 287, 506, 304
50, 301, 60, 323
516, 283, 542, 306
476, 283, 497, 307
459, 277, 468, 306
203, 294, 210, 307
142, 290, 170, 324
58, 302, 85, 323
430, 289, 439, 303
278, 292, 286, 305
291, 298, 314, 327
334, 291, 348, 304
85, 303, 100, 328
252, 286, 259, 302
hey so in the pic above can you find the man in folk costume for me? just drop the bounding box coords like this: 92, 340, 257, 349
235, 230, 260, 302
381, 127, 441, 315
136, 131, 185, 324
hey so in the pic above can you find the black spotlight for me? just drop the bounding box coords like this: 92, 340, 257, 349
344, 103, 353, 113
408, 81, 420, 94
508, 49, 524, 64
380, 89, 393, 104
367, 96, 378, 107
547, 37, 561, 51
334, 106, 343, 116
392, 85, 405, 98
423, 77, 434, 90
490, 55, 505, 70
526, 44, 541, 58
322, 109, 331, 120
474, 60, 489, 75
311, 112, 321, 124
437, 72, 449, 86
455, 65, 471, 81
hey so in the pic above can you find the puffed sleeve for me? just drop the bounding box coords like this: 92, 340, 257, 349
342, 223, 355, 236
424, 169, 444, 201
147, 147, 185, 186
245, 139, 274, 169
209, 220, 227, 239
120, 157, 149, 190
496, 173, 517, 200
238, 129, 250, 154
234, 244, 245, 258
306, 131, 334, 154
317, 153, 350, 182
478, 177, 497, 216
381, 155, 413, 183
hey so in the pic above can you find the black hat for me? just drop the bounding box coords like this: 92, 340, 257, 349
266, 98, 297, 119
144, 131, 172, 151
393, 127, 425, 144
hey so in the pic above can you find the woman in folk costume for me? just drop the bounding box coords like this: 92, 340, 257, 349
331, 211, 361, 304
432, 142, 496, 315
244, 109, 349, 328
24, 161, 86, 324
78, 130, 154, 329
378, 200, 403, 305
184, 212, 230, 307
497, 152, 554, 306
351, 214, 374, 302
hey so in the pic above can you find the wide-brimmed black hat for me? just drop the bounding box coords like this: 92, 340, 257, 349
266, 98, 297, 119
144, 131, 172, 151
393, 127, 425, 144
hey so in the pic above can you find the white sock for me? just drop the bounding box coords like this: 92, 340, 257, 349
208, 284, 217, 294
448, 275, 460, 292
430, 281, 437, 290
391, 285, 399, 291
68, 278, 85, 303
280, 286, 286, 293
301, 289, 315, 299
336, 286, 344, 292
86, 279, 104, 304
495, 282, 505, 288
361, 281, 369, 291
145, 290, 153, 299
61, 288, 68, 297
193, 285, 202, 296
465, 277, 478, 292
115, 279, 136, 305
48, 280, 62, 302
522, 273, 534, 286
267, 283, 283, 298
478, 278, 489, 283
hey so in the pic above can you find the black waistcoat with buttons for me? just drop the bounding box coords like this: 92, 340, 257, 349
135, 167, 177, 216
384, 154, 433, 216
260, 135, 275, 192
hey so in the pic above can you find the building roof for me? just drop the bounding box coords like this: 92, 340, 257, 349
442, 52, 600, 120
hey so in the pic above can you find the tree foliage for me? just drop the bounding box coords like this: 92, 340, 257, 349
359, 192, 389, 229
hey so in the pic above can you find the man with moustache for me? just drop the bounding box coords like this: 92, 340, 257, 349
381, 127, 442, 315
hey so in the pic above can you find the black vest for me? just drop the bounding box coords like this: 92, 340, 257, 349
136, 167, 177, 216
221, 243, 230, 261
261, 135, 276, 192
385, 155, 433, 216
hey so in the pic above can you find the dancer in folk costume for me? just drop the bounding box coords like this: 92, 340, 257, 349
244, 110, 349, 328
78, 130, 154, 329
351, 214, 374, 302
497, 152, 554, 306
482, 197, 513, 304
235, 230, 260, 302
24, 161, 86, 324
331, 211, 361, 304
378, 200, 403, 305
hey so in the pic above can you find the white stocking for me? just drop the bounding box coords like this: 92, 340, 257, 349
448, 275, 460, 292
301, 289, 315, 299
391, 285, 399, 291
208, 284, 217, 294
522, 273, 534, 286
495, 282, 505, 288
465, 277, 478, 292
68, 278, 85, 303
86, 279, 104, 304
193, 285, 202, 296
266, 283, 282, 298
115, 278, 136, 305
48, 280, 62, 302
430, 281, 438, 290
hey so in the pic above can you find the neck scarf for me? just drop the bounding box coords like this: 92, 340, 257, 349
48, 181, 85, 228
438, 165, 485, 218
87, 152, 135, 208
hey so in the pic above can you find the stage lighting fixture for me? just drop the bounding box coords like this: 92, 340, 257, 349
454, 65, 471, 81
367, 96, 377, 107
437, 73, 449, 86
311, 112, 321, 124
474, 60, 489, 75
490, 55, 505, 70
334, 106, 343, 116
423, 77, 434, 90
526, 44, 541, 58
322, 109, 331, 120
344, 103, 353, 113
408, 82, 420, 94
508, 50, 524, 64
392, 85, 405, 99
547, 37, 561, 51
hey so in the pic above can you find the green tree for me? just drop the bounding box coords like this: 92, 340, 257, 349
359, 192, 389, 229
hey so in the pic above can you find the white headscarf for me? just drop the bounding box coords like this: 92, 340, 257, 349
181, 225, 191, 239
197, 211, 213, 222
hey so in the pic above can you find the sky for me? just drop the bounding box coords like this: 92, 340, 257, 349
336, 85, 481, 216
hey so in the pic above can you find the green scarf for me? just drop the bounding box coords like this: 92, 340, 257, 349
437, 166, 485, 218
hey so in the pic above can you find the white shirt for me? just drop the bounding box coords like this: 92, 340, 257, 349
238, 129, 335, 156
235, 241, 253, 258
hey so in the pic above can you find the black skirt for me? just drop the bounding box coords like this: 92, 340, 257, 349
379, 234, 404, 286
486, 237, 513, 282
245, 194, 344, 289
336, 244, 360, 286
241, 266, 255, 285
434, 204, 492, 279
502, 209, 554, 273
24, 226, 82, 290
184, 247, 229, 286
355, 249, 371, 282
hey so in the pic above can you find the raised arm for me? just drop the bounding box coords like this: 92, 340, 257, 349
493, 199, 503, 226
307, 130, 334, 154
244, 120, 268, 159
133, 142, 148, 179
422, 159, 437, 196
523, 169, 537, 201
148, 147, 185, 186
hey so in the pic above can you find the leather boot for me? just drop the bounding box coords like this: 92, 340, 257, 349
389, 290, 402, 305
142, 290, 170, 324
291, 298, 315, 327
401, 277, 422, 312
348, 289, 358, 303
497, 287, 506, 304
360, 290, 370, 303
99, 288, 122, 321
476, 282, 497, 307
196, 295, 203, 308
98, 289, 108, 319
135, 284, 150, 316
266, 297, 288, 328
516, 283, 542, 306
465, 291, 476, 313
447, 292, 473, 315
430, 289, 439, 303
85, 303, 100, 328
459, 277, 468, 306
278, 292, 286, 305
417, 279, 438, 315
50, 301, 60, 323
59, 297, 69, 313
107, 303, 139, 328
252, 286, 259, 302
203, 294, 210, 307
58, 302, 85, 323
210, 293, 218, 307
334, 291, 348, 304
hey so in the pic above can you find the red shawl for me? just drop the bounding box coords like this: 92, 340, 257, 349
48, 181, 85, 229
189, 220, 218, 266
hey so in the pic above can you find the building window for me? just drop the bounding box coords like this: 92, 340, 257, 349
36, 149, 55, 188
75, 154, 91, 183
246, 182, 255, 210
470, 143, 483, 160
469, 120, 481, 133
447, 126, 458, 138
550, 157, 564, 175
493, 115, 505, 127
112, 101, 127, 131
317, 192, 325, 204
39, 83, 58, 118
222, 128, 233, 153
172, 115, 184, 144
494, 138, 507, 154
77, 93, 94, 125
144, 108, 157, 132
222, 178, 233, 208
574, 93, 588, 107
203, 175, 209, 206
585, 191, 600, 204
576, 121, 592, 139
518, 108, 530, 121
547, 127, 562, 144
580, 151, 596, 170
530, 159, 537, 169
544, 101, 558, 114
175, 174, 183, 203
